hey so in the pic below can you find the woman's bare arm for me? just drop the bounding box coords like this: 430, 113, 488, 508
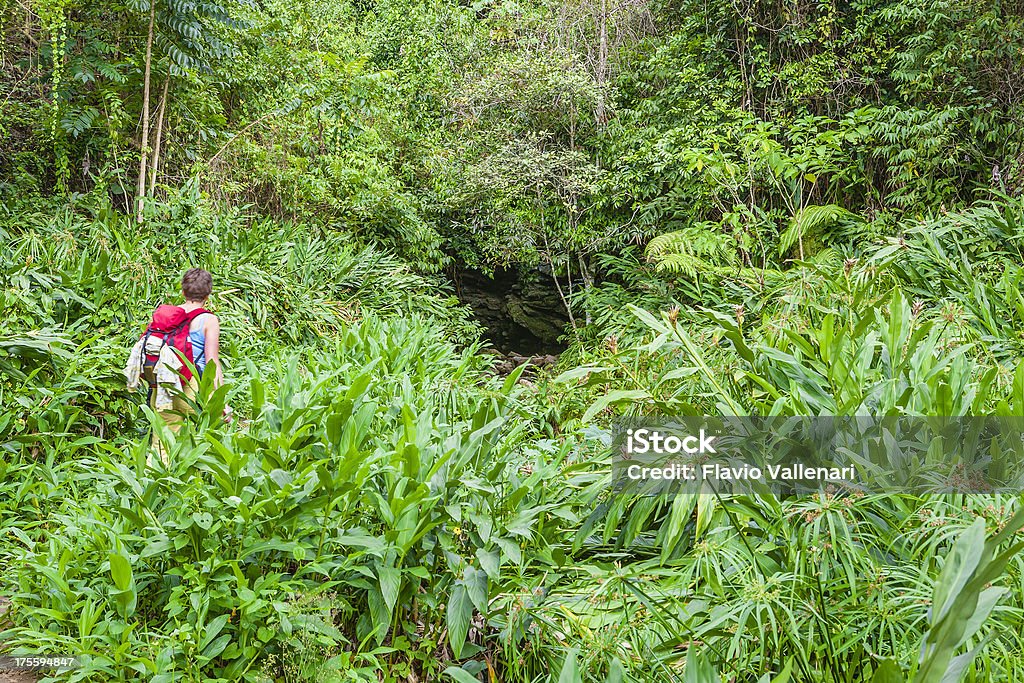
204, 315, 232, 422
204, 315, 224, 388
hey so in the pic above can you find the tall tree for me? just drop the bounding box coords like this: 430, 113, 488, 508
135, 0, 156, 221
129, 0, 247, 221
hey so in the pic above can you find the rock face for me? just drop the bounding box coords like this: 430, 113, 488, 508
453, 268, 569, 355
482, 350, 559, 375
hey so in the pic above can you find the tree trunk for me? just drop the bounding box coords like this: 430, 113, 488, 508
136, 0, 156, 223
578, 254, 593, 326
148, 74, 170, 196
541, 232, 578, 333
594, 0, 609, 124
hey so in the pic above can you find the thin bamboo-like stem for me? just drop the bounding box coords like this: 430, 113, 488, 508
135, 0, 156, 223
148, 74, 170, 196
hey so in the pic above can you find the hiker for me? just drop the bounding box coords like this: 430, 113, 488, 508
124, 268, 231, 459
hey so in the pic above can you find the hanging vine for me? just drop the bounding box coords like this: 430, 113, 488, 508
36, 0, 70, 192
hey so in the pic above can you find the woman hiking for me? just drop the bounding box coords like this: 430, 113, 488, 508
125, 268, 231, 461
178, 267, 225, 392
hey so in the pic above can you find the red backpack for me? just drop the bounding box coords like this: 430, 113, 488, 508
140, 304, 210, 387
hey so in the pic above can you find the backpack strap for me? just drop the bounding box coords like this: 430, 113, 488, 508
161, 308, 211, 349
173, 308, 211, 380
184, 307, 211, 323
139, 330, 150, 378
141, 329, 169, 389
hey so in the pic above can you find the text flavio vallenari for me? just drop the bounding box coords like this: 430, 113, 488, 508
622, 428, 856, 482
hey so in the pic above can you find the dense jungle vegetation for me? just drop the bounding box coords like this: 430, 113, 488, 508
4, 0, 1024, 680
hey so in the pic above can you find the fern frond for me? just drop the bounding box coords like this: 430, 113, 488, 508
654, 252, 715, 277
780, 204, 864, 255
646, 224, 738, 277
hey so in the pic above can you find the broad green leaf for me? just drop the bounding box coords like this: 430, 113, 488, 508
109, 552, 133, 592
447, 583, 473, 658
464, 565, 488, 613
558, 648, 581, 683
199, 614, 230, 653
443, 667, 480, 683
378, 564, 401, 614
871, 660, 905, 683
476, 548, 500, 579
